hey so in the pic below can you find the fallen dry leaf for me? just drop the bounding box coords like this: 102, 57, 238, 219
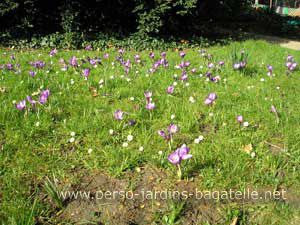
230, 217, 238, 225
242, 144, 253, 154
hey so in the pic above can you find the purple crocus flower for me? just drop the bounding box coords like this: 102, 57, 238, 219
236, 115, 243, 123
27, 96, 37, 106
89, 59, 97, 66
204, 92, 217, 105
208, 63, 214, 69
219, 61, 225, 66
234, 63, 240, 70
287, 55, 294, 61
6, 64, 14, 70
144, 91, 152, 102
39, 93, 49, 104
81, 68, 90, 78
134, 54, 141, 64
168, 144, 192, 165
168, 152, 181, 165
212, 76, 221, 83
206, 72, 212, 78
161, 52, 166, 58
204, 98, 213, 105
85, 45, 92, 51
208, 92, 217, 100
160, 58, 168, 67
114, 110, 126, 120
167, 85, 174, 94
267, 65, 273, 76
178, 62, 184, 69
29, 70, 37, 77
158, 130, 166, 137
16, 100, 26, 110
41, 89, 50, 98
118, 49, 125, 55
10, 54, 15, 60
153, 62, 160, 71
146, 102, 155, 110
191, 68, 196, 73
184, 61, 190, 67
176, 145, 192, 160
125, 67, 129, 75
39, 90, 50, 104
70, 56, 78, 67
179, 52, 185, 58
49, 49, 58, 56
149, 52, 155, 59
287, 62, 297, 71
104, 53, 109, 59
125, 59, 131, 68
240, 61, 247, 68
168, 124, 178, 134
180, 71, 188, 81
31, 61, 45, 69
128, 120, 137, 126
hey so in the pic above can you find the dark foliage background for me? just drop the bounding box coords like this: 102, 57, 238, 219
0, 0, 299, 49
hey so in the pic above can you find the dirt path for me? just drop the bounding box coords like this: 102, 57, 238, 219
249, 33, 300, 50
218, 28, 300, 50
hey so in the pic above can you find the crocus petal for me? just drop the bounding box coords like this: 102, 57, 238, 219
168, 152, 181, 164
182, 154, 192, 160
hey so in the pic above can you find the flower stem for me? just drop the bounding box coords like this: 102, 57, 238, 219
177, 164, 182, 180
168, 141, 172, 151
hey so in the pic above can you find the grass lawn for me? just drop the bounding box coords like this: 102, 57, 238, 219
0, 39, 300, 224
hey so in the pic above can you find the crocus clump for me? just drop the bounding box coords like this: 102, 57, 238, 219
168, 144, 192, 179
232, 49, 248, 70
16, 89, 50, 111
204, 92, 217, 105
89, 57, 102, 67
158, 124, 179, 141
286, 55, 297, 72
30, 61, 45, 69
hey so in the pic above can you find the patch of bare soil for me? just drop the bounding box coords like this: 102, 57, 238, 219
50, 165, 225, 224
43, 165, 300, 224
